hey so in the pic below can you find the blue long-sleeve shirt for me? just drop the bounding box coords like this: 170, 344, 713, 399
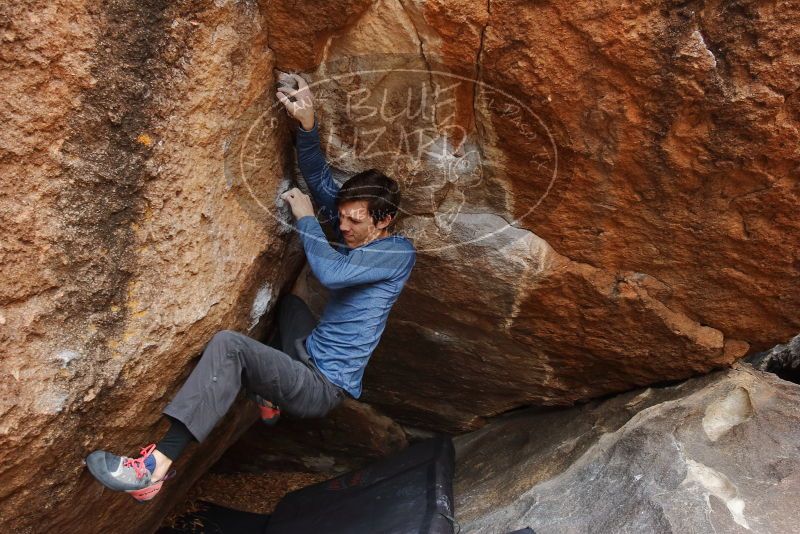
294, 119, 416, 398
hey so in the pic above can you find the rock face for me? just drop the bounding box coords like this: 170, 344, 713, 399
261, 0, 800, 431
747, 332, 800, 384
2, 0, 799, 532
1, 1, 299, 532
454, 364, 800, 533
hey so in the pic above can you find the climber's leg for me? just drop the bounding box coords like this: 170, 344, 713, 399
85, 295, 343, 501
272, 293, 318, 358
161, 328, 344, 442
258, 293, 320, 424
155, 415, 195, 464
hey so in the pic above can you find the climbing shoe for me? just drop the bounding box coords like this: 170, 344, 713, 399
255, 394, 281, 426
85, 443, 174, 502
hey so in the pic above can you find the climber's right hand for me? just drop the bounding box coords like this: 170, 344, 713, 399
276, 73, 315, 131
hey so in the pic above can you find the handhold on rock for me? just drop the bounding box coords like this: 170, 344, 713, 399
275, 70, 299, 98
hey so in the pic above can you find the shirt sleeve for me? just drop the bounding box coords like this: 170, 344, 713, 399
295, 117, 344, 244
296, 215, 416, 290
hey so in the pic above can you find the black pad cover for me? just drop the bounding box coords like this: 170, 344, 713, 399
266, 435, 455, 534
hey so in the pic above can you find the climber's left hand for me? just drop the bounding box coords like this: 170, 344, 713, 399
280, 187, 315, 219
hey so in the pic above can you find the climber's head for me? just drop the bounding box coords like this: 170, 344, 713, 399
336, 169, 400, 248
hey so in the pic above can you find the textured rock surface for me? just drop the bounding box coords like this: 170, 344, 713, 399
1, 1, 299, 532
454, 364, 800, 533
273, 0, 800, 431
3, 0, 800, 531
216, 397, 409, 475
747, 332, 800, 383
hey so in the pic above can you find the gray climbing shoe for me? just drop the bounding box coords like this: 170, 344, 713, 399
85, 443, 173, 501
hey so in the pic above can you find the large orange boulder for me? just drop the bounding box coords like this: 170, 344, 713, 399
275, 0, 799, 430
1, 1, 298, 531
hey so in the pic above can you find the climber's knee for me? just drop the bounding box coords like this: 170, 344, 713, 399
207, 329, 242, 354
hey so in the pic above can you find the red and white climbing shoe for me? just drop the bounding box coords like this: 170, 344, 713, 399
85, 443, 175, 502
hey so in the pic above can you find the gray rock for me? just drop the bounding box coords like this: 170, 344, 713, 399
746, 333, 800, 384
454, 364, 800, 534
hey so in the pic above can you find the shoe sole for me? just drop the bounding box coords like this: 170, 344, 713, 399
127, 480, 164, 502
128, 470, 176, 502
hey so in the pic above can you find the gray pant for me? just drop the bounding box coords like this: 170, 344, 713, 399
163, 294, 345, 442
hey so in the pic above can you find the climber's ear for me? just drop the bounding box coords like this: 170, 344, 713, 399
375, 213, 394, 231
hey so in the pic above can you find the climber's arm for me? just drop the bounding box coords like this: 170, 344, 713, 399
295, 118, 344, 243
296, 215, 415, 290
276, 73, 344, 243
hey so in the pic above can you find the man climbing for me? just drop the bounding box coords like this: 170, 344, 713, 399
85, 73, 417, 501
